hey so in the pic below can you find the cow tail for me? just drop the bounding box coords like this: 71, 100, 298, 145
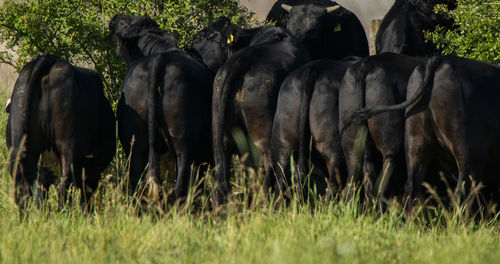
212, 72, 230, 204
212, 59, 249, 204
297, 70, 317, 183
146, 55, 163, 202
354, 60, 370, 179
340, 59, 370, 137
341, 56, 441, 131
212, 71, 232, 202
10, 55, 58, 153
405, 56, 441, 118
356, 60, 369, 112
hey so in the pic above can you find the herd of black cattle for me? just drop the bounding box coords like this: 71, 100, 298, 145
4, 0, 500, 212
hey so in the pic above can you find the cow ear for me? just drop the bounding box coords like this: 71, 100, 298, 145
225, 29, 242, 47
326, 5, 341, 13
223, 25, 243, 47
226, 33, 235, 45
281, 4, 293, 13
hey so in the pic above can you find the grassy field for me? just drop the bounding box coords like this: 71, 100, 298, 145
0, 84, 499, 264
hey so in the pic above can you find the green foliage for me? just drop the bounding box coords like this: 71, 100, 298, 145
0, 0, 256, 104
428, 0, 500, 64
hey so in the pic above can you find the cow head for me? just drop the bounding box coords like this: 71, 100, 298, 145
109, 14, 158, 61
282, 3, 341, 53
109, 14, 178, 63
193, 17, 249, 72
109, 14, 159, 39
192, 17, 231, 72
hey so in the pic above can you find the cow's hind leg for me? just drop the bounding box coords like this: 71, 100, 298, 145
313, 139, 343, 201
174, 149, 195, 204
404, 125, 432, 215
271, 148, 292, 198
270, 123, 296, 198
361, 146, 377, 205
376, 156, 395, 210
449, 143, 486, 209
243, 110, 277, 200
127, 142, 148, 197
269, 93, 302, 198
117, 100, 149, 196
35, 164, 57, 209
342, 125, 368, 200
261, 148, 281, 198
324, 153, 343, 201
76, 167, 99, 212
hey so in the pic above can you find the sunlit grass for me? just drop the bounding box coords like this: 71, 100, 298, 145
0, 84, 499, 264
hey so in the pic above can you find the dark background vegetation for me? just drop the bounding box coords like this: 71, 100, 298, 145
0, 0, 256, 104
0, 0, 498, 106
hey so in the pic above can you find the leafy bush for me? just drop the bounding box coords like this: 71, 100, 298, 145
428, 0, 500, 64
0, 0, 256, 104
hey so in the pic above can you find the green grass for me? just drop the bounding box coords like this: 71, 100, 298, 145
0, 86, 499, 264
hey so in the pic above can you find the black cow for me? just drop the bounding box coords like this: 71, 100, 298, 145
6, 54, 116, 211
109, 15, 213, 202
267, 0, 369, 60
376, 0, 456, 56
345, 56, 500, 210
212, 26, 311, 205
271, 58, 359, 197
339, 53, 425, 205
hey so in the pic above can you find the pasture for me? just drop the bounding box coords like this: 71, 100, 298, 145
0, 84, 499, 263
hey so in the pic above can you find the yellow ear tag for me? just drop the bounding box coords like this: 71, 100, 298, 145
334, 23, 342, 32
227, 34, 234, 44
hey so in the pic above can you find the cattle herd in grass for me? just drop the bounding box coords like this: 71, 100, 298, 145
4, 0, 500, 212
